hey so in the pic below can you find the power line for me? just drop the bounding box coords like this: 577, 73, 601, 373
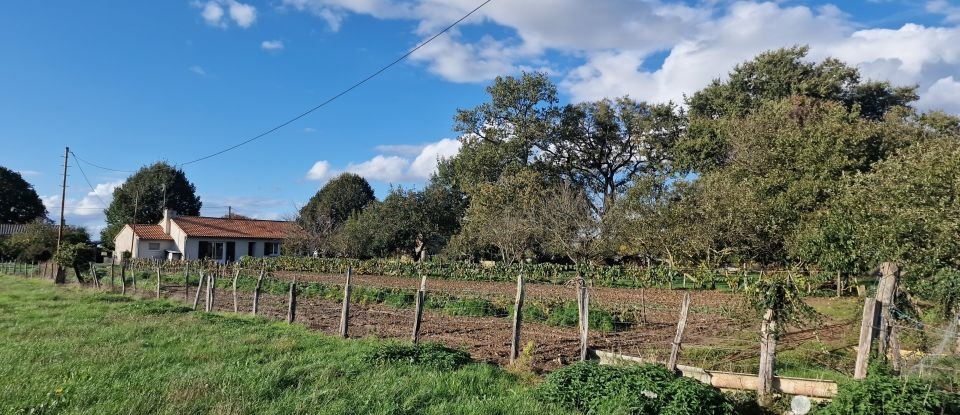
71, 151, 135, 173
177, 0, 494, 167
70, 150, 110, 208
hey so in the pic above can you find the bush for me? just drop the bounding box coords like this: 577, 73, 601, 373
537, 362, 733, 414
819, 364, 959, 415
364, 342, 472, 371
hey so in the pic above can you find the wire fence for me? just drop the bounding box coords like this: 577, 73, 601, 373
2, 259, 956, 391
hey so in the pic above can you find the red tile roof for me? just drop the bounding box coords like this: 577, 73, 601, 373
171, 216, 291, 239
131, 225, 173, 240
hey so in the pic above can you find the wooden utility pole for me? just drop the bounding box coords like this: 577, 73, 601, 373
54, 147, 69, 284
667, 293, 691, 372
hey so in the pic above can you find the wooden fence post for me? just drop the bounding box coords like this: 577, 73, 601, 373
510, 274, 525, 363
131, 266, 137, 293
411, 274, 426, 344
854, 298, 879, 379
252, 266, 264, 315
667, 293, 692, 372
232, 268, 240, 313
192, 271, 205, 310
339, 267, 352, 338
207, 272, 216, 312
577, 281, 590, 362
287, 280, 297, 323
110, 258, 115, 291
156, 264, 162, 299
757, 308, 777, 403
876, 262, 899, 358
184, 262, 190, 301
121, 264, 127, 295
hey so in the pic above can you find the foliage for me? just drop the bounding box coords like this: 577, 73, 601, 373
537, 362, 733, 414
100, 162, 201, 249
681, 45, 916, 173
538, 98, 683, 215
293, 173, 375, 256
0, 166, 47, 224
364, 342, 473, 371
819, 363, 959, 415
1, 220, 90, 262
913, 268, 960, 319
53, 242, 95, 271
743, 273, 819, 336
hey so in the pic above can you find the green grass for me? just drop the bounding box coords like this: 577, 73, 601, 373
0, 275, 568, 415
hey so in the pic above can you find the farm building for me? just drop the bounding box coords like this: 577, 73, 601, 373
113, 209, 291, 262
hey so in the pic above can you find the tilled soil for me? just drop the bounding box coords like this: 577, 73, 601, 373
112, 272, 852, 373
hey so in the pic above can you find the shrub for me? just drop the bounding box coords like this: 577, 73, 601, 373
819, 363, 959, 415
537, 362, 733, 414
364, 342, 472, 371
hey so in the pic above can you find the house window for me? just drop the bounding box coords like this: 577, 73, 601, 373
264, 242, 280, 256
148, 242, 161, 251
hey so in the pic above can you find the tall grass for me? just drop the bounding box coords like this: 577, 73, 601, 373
0, 275, 567, 414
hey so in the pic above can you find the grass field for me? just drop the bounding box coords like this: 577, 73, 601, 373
0, 275, 568, 415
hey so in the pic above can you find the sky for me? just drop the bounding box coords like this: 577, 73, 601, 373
2, 0, 959, 237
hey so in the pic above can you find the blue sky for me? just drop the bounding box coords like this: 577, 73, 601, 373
2, 0, 959, 236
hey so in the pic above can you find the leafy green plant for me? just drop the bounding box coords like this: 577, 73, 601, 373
363, 342, 472, 371
744, 273, 819, 336
819, 363, 959, 415
537, 362, 733, 414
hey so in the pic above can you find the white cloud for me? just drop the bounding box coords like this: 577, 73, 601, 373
306, 138, 461, 183
16, 170, 41, 177
200, 1, 225, 27
306, 160, 333, 181
303, 127, 318, 133
73, 181, 122, 217
917, 76, 960, 113
408, 138, 461, 179
261, 40, 285, 51
283, 0, 960, 114
195, 0, 256, 29
344, 155, 411, 182
928, 0, 960, 23
189, 65, 207, 76
228, 0, 257, 28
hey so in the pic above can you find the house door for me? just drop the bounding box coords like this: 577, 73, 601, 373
213, 242, 225, 262
226, 242, 236, 262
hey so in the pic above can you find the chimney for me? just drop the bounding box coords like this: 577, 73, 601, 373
162, 209, 177, 234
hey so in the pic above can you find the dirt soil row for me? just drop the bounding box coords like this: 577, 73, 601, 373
99, 270, 854, 372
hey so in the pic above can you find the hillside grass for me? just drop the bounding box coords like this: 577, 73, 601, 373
0, 275, 568, 415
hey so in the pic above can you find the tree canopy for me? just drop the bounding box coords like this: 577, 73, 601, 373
0, 166, 47, 224
101, 162, 201, 248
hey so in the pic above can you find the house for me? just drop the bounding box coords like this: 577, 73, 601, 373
113, 209, 291, 262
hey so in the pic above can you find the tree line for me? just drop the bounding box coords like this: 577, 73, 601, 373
290, 47, 959, 314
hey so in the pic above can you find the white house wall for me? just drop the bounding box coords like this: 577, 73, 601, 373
113, 226, 135, 258
137, 239, 172, 260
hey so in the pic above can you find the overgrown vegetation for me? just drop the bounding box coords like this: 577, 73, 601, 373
537, 361, 734, 414
819, 363, 960, 415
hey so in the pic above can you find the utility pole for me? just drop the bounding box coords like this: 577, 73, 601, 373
54, 147, 69, 284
